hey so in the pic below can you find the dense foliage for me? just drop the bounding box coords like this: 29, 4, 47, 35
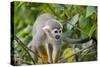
12, 1, 97, 65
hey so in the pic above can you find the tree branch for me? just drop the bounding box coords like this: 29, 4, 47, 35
15, 35, 42, 64
58, 44, 94, 63
15, 35, 41, 58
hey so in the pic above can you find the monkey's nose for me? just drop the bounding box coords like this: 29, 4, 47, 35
55, 35, 60, 39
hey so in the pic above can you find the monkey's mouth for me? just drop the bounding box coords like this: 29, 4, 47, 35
55, 35, 60, 39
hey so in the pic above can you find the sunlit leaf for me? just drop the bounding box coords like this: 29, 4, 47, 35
89, 24, 96, 37
86, 6, 96, 18
67, 14, 79, 31
63, 48, 76, 62
79, 15, 87, 29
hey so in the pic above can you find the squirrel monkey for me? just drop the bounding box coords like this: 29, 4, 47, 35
31, 14, 63, 64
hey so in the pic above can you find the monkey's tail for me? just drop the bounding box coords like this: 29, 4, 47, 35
63, 37, 97, 44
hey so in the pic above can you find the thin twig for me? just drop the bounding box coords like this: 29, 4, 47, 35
58, 44, 94, 63
15, 35, 36, 64
15, 58, 33, 65
15, 35, 41, 58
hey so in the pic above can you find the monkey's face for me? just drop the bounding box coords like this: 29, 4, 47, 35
42, 25, 62, 40
51, 28, 62, 40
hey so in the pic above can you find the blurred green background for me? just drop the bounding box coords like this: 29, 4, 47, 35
12, 1, 97, 65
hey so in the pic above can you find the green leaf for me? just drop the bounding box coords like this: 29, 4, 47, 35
89, 24, 96, 37
81, 22, 91, 37
79, 15, 87, 29
23, 25, 32, 34
67, 14, 79, 31
86, 6, 96, 18
81, 23, 96, 38
63, 48, 76, 62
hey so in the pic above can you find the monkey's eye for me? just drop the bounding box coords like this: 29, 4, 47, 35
59, 30, 61, 33
54, 31, 58, 33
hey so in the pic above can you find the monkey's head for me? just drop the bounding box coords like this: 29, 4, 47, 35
51, 28, 62, 40
42, 19, 62, 40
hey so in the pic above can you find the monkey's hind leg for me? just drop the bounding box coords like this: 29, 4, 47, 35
38, 46, 48, 64
46, 44, 53, 63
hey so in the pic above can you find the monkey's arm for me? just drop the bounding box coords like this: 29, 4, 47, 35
52, 43, 60, 63
63, 37, 97, 44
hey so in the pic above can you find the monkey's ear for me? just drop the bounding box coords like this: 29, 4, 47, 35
42, 25, 51, 32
